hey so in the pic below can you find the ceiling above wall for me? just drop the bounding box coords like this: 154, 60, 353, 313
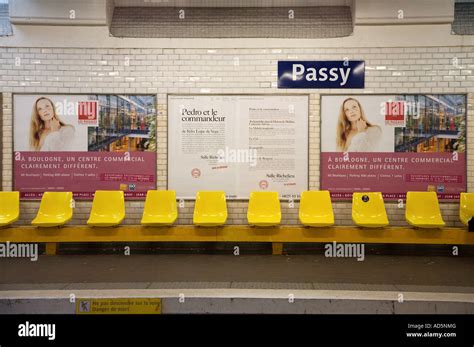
110, 5, 353, 38
0, 2, 12, 36
453, 1, 474, 34
113, 0, 353, 7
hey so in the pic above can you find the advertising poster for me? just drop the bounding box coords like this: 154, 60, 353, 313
13, 94, 157, 199
168, 95, 308, 199
321, 94, 466, 200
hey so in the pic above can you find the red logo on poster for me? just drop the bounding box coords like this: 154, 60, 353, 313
191, 168, 201, 178
385, 101, 405, 126
385, 101, 404, 121
78, 101, 98, 125
259, 180, 269, 189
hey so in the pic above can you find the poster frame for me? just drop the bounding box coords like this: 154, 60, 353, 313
319, 93, 468, 203
166, 93, 311, 201
12, 93, 159, 200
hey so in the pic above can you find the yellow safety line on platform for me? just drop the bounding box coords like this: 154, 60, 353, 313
0, 226, 472, 245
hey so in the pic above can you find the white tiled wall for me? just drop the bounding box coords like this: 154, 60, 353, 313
1, 45, 473, 226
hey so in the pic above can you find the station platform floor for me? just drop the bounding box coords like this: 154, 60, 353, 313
1, 253, 473, 314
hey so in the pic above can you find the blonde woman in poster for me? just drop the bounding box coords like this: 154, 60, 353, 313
336, 97, 382, 152
29, 97, 75, 151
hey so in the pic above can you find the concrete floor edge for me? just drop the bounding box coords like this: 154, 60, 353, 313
1, 288, 473, 314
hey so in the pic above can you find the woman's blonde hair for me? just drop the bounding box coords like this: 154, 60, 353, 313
336, 97, 375, 151
29, 97, 67, 151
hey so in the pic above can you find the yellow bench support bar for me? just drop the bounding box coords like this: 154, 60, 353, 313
0, 226, 472, 245
45, 242, 58, 256
272, 242, 284, 255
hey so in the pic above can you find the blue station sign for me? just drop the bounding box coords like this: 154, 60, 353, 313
278, 60, 365, 89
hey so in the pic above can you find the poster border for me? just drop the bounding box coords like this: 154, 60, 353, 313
318, 93, 468, 203
12, 92, 159, 201
166, 93, 311, 201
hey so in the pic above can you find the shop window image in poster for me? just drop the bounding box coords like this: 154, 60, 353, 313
13, 94, 157, 199
321, 95, 466, 200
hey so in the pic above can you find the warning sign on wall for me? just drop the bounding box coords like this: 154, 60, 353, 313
76, 298, 162, 314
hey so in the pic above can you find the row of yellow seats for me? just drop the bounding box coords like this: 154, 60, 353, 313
0, 191, 126, 227
0, 190, 473, 228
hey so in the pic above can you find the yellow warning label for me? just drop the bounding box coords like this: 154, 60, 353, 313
76, 298, 161, 314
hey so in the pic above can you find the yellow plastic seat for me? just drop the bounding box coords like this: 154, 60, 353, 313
141, 190, 177, 226
0, 191, 20, 227
352, 192, 389, 228
193, 191, 227, 226
247, 191, 281, 227
459, 192, 474, 226
405, 191, 445, 228
31, 192, 73, 227
299, 190, 334, 227
87, 190, 125, 227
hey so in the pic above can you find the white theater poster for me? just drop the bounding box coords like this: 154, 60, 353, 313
168, 95, 309, 198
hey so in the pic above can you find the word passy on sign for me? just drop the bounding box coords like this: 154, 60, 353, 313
278, 61, 365, 89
